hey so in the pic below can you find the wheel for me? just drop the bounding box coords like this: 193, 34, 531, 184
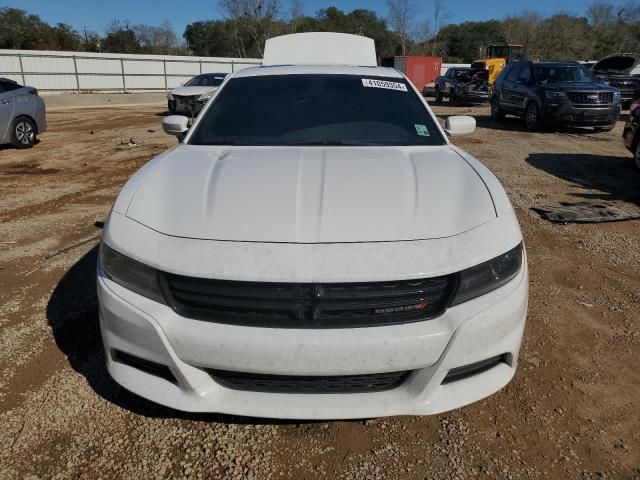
11, 116, 36, 149
490, 97, 505, 121
525, 102, 541, 130
435, 87, 442, 103
594, 125, 615, 132
635, 142, 640, 170
449, 90, 457, 106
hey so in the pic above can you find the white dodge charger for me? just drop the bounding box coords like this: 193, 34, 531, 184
97, 33, 528, 419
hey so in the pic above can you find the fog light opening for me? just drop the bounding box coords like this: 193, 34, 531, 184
112, 350, 178, 384
442, 354, 508, 384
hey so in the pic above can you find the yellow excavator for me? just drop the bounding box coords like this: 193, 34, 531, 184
472, 44, 525, 86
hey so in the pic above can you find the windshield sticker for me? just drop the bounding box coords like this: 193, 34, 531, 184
414, 124, 430, 136
361, 78, 408, 92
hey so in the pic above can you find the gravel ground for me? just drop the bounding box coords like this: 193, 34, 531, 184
0, 103, 639, 479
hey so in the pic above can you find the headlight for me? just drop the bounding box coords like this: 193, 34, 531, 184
198, 89, 216, 102
99, 243, 165, 304
451, 243, 523, 306
167, 92, 174, 100
613, 90, 621, 100
545, 90, 566, 99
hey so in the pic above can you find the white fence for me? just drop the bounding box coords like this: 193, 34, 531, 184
0, 49, 262, 93
0, 49, 468, 93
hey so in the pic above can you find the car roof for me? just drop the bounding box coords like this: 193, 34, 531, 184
232, 64, 404, 79
0, 77, 18, 83
530, 61, 583, 67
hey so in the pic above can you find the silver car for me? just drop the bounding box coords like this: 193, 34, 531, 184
0, 78, 47, 148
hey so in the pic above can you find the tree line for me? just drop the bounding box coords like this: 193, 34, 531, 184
1, 1, 639, 62
0, 8, 182, 55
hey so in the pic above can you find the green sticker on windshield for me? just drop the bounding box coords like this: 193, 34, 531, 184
415, 124, 430, 136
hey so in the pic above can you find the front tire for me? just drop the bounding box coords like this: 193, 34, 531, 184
490, 97, 505, 121
525, 102, 541, 130
11, 116, 36, 149
449, 90, 457, 106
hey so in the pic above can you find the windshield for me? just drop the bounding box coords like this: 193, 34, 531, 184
189, 74, 445, 146
185, 74, 226, 87
533, 66, 596, 83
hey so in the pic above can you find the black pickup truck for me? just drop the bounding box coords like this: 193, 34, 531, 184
434, 67, 490, 105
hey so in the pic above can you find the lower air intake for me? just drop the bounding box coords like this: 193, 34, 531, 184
207, 369, 411, 394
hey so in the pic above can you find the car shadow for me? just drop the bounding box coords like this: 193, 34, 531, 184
0, 138, 42, 151
46, 246, 317, 425
474, 114, 615, 134
526, 153, 640, 206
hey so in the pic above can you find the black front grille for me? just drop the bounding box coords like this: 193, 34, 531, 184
207, 369, 411, 393
160, 274, 456, 328
173, 95, 199, 109
608, 78, 640, 98
567, 91, 613, 105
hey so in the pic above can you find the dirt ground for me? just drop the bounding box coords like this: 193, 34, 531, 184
0, 102, 639, 480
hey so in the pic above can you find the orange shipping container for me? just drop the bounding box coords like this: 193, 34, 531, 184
393, 56, 442, 92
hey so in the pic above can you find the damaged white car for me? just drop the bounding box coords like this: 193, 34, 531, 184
167, 73, 227, 115
98, 33, 528, 419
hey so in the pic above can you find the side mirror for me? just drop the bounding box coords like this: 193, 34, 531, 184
162, 115, 189, 138
445, 115, 476, 136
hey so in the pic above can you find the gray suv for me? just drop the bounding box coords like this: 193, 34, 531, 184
491, 62, 621, 131
0, 78, 47, 148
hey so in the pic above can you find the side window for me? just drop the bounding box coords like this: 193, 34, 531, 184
518, 64, 531, 83
445, 69, 453, 79
506, 64, 521, 82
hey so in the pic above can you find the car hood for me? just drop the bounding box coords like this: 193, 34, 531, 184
125, 145, 496, 243
593, 53, 640, 75
171, 86, 218, 97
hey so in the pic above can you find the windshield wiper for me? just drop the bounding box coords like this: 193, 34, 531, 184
203, 139, 245, 145
283, 139, 350, 146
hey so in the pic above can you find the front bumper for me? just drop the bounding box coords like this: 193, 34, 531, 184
543, 102, 621, 127
623, 118, 637, 151
98, 261, 528, 419
459, 90, 490, 104
171, 96, 206, 115
35, 96, 47, 134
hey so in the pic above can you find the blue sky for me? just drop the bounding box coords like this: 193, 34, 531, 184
2, 0, 627, 37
